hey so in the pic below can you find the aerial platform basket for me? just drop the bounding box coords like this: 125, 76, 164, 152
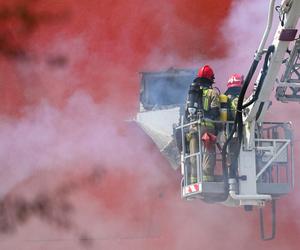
178, 119, 294, 204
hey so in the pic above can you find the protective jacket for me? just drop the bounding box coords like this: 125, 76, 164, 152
186, 77, 220, 125
225, 86, 241, 121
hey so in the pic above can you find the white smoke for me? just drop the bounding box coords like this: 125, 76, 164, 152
212, 0, 272, 90
1, 1, 299, 248
0, 89, 166, 197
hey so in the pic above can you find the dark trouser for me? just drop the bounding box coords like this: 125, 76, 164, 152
187, 126, 216, 183
227, 136, 239, 177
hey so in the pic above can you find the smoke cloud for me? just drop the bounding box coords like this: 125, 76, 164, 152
0, 0, 299, 249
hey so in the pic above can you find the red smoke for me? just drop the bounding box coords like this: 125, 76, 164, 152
1, 0, 300, 249
0, 0, 232, 116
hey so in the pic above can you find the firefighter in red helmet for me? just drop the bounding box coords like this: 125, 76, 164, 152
225, 73, 243, 121
224, 73, 243, 177
185, 65, 220, 183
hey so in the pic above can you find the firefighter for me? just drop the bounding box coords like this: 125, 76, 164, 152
225, 74, 243, 121
185, 65, 220, 183
224, 73, 243, 177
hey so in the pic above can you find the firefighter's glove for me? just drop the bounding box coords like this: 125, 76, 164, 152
188, 107, 196, 115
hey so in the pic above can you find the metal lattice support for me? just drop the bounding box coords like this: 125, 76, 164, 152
276, 39, 300, 102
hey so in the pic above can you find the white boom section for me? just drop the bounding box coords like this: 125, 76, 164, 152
246, 0, 300, 123
232, 0, 300, 206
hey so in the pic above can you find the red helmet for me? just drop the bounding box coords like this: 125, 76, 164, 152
197, 65, 215, 81
227, 73, 244, 88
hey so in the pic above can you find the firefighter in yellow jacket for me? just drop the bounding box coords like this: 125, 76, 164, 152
225, 74, 243, 121
185, 65, 220, 184
225, 73, 243, 177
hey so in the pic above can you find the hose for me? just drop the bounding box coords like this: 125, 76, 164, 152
222, 44, 275, 184
242, 45, 275, 109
